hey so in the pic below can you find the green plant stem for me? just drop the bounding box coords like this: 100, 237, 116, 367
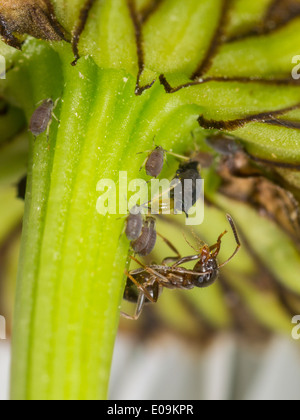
10, 43, 200, 400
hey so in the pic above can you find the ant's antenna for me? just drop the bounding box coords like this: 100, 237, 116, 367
182, 231, 198, 253
218, 214, 241, 268
190, 228, 206, 249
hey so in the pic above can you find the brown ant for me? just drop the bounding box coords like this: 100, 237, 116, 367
122, 214, 241, 320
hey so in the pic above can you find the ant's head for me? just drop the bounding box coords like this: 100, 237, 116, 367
192, 245, 220, 288
186, 214, 241, 288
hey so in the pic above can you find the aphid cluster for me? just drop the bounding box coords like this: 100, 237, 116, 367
126, 211, 157, 257
123, 139, 242, 320
125, 211, 143, 242
125, 148, 202, 255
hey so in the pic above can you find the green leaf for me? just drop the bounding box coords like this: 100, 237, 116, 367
209, 17, 300, 78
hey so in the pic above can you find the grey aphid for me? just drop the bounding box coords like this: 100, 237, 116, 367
125, 211, 143, 241
131, 217, 157, 256
145, 146, 165, 178
29, 98, 59, 137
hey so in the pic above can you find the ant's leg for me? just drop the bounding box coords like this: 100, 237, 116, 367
129, 256, 170, 284
175, 268, 211, 276
142, 199, 173, 214
141, 181, 180, 210
125, 269, 157, 303
171, 254, 200, 268
218, 215, 241, 268
157, 232, 182, 265
182, 231, 198, 253
149, 280, 161, 303
129, 267, 147, 276
121, 292, 146, 321
210, 230, 228, 258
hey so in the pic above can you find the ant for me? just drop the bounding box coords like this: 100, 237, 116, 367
122, 214, 241, 320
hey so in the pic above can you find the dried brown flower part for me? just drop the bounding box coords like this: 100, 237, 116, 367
216, 152, 300, 245
0, 0, 66, 49
264, 0, 300, 32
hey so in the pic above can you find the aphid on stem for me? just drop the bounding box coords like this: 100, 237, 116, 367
139, 143, 189, 178
122, 214, 241, 320
125, 207, 144, 242
29, 98, 60, 139
131, 216, 157, 257
124, 206, 157, 256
